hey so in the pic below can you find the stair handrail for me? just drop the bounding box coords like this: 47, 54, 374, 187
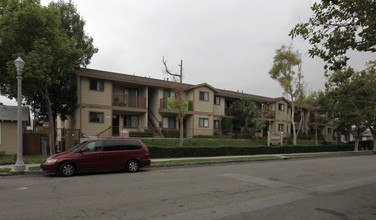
96, 126, 112, 138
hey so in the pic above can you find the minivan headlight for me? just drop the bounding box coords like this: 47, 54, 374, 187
45, 159, 57, 164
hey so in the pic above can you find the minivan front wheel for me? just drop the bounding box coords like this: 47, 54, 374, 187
59, 162, 75, 177
126, 160, 140, 172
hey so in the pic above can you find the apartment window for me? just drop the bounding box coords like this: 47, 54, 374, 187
278, 124, 284, 132
328, 127, 332, 134
163, 117, 176, 129
199, 118, 209, 128
278, 103, 285, 111
163, 90, 175, 98
214, 96, 220, 105
124, 115, 139, 128
89, 112, 104, 123
199, 92, 209, 101
90, 79, 104, 91
214, 120, 220, 129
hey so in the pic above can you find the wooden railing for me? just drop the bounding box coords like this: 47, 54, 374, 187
113, 95, 146, 108
225, 107, 275, 118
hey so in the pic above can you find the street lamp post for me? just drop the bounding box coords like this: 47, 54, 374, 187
14, 56, 26, 171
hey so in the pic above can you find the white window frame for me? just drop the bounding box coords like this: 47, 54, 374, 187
214, 96, 220, 105
199, 92, 209, 101
278, 103, 285, 111
89, 112, 104, 123
90, 79, 104, 91
199, 118, 209, 128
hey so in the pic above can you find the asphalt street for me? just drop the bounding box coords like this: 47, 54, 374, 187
0, 155, 375, 220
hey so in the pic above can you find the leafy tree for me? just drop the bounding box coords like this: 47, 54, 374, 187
358, 62, 376, 151
230, 97, 263, 137
323, 66, 373, 151
305, 91, 328, 146
0, 0, 97, 154
290, 0, 376, 70
269, 45, 305, 145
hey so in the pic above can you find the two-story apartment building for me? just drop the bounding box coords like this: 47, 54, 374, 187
59, 68, 333, 143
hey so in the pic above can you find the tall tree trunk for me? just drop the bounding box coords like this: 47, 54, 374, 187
178, 60, 184, 147
291, 95, 297, 145
354, 137, 359, 152
179, 117, 183, 147
40, 89, 55, 155
371, 131, 376, 152
315, 127, 318, 146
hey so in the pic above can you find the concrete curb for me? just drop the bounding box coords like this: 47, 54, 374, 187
1, 151, 374, 176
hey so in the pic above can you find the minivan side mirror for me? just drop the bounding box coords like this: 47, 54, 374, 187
79, 148, 86, 153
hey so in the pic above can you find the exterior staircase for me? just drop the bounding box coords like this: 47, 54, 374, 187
148, 117, 164, 138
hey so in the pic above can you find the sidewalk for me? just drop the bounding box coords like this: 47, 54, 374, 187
1, 151, 374, 174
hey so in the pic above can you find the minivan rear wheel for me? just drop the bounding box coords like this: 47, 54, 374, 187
126, 160, 140, 172
59, 162, 75, 177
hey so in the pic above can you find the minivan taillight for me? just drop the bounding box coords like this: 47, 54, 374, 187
146, 151, 150, 157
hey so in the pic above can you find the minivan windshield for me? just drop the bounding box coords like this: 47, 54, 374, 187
67, 141, 88, 152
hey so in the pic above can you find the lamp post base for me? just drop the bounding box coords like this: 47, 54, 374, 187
14, 162, 26, 171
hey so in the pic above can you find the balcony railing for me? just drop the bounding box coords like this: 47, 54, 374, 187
113, 95, 146, 108
225, 107, 275, 118
160, 98, 193, 111
260, 110, 275, 118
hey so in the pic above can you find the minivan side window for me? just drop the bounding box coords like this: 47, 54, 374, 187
125, 140, 142, 150
81, 141, 103, 152
103, 140, 142, 151
103, 140, 126, 151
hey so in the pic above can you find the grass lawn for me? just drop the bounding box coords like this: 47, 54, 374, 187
0, 155, 46, 165
0, 168, 11, 173
28, 166, 42, 171
152, 155, 279, 165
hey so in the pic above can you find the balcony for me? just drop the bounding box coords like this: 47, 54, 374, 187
159, 98, 193, 112
225, 107, 275, 119
260, 110, 275, 118
113, 95, 146, 109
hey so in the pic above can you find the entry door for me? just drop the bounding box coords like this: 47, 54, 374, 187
112, 115, 119, 136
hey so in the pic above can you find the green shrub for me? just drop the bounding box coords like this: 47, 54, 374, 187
129, 129, 154, 137
221, 117, 232, 131
161, 129, 186, 138
148, 144, 354, 158
0, 150, 5, 159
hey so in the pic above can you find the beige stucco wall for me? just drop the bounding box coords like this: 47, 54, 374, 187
193, 86, 215, 113
192, 114, 213, 136
81, 77, 112, 106
275, 100, 290, 121
213, 96, 225, 116
0, 122, 18, 154
81, 108, 112, 137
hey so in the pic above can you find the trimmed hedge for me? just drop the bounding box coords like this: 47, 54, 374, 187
129, 130, 154, 137
162, 129, 187, 138
148, 144, 355, 158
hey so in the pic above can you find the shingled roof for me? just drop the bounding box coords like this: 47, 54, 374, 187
76, 68, 286, 103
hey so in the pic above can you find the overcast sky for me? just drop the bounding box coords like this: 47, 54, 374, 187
1, 0, 373, 105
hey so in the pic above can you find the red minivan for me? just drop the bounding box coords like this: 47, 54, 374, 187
41, 139, 151, 177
